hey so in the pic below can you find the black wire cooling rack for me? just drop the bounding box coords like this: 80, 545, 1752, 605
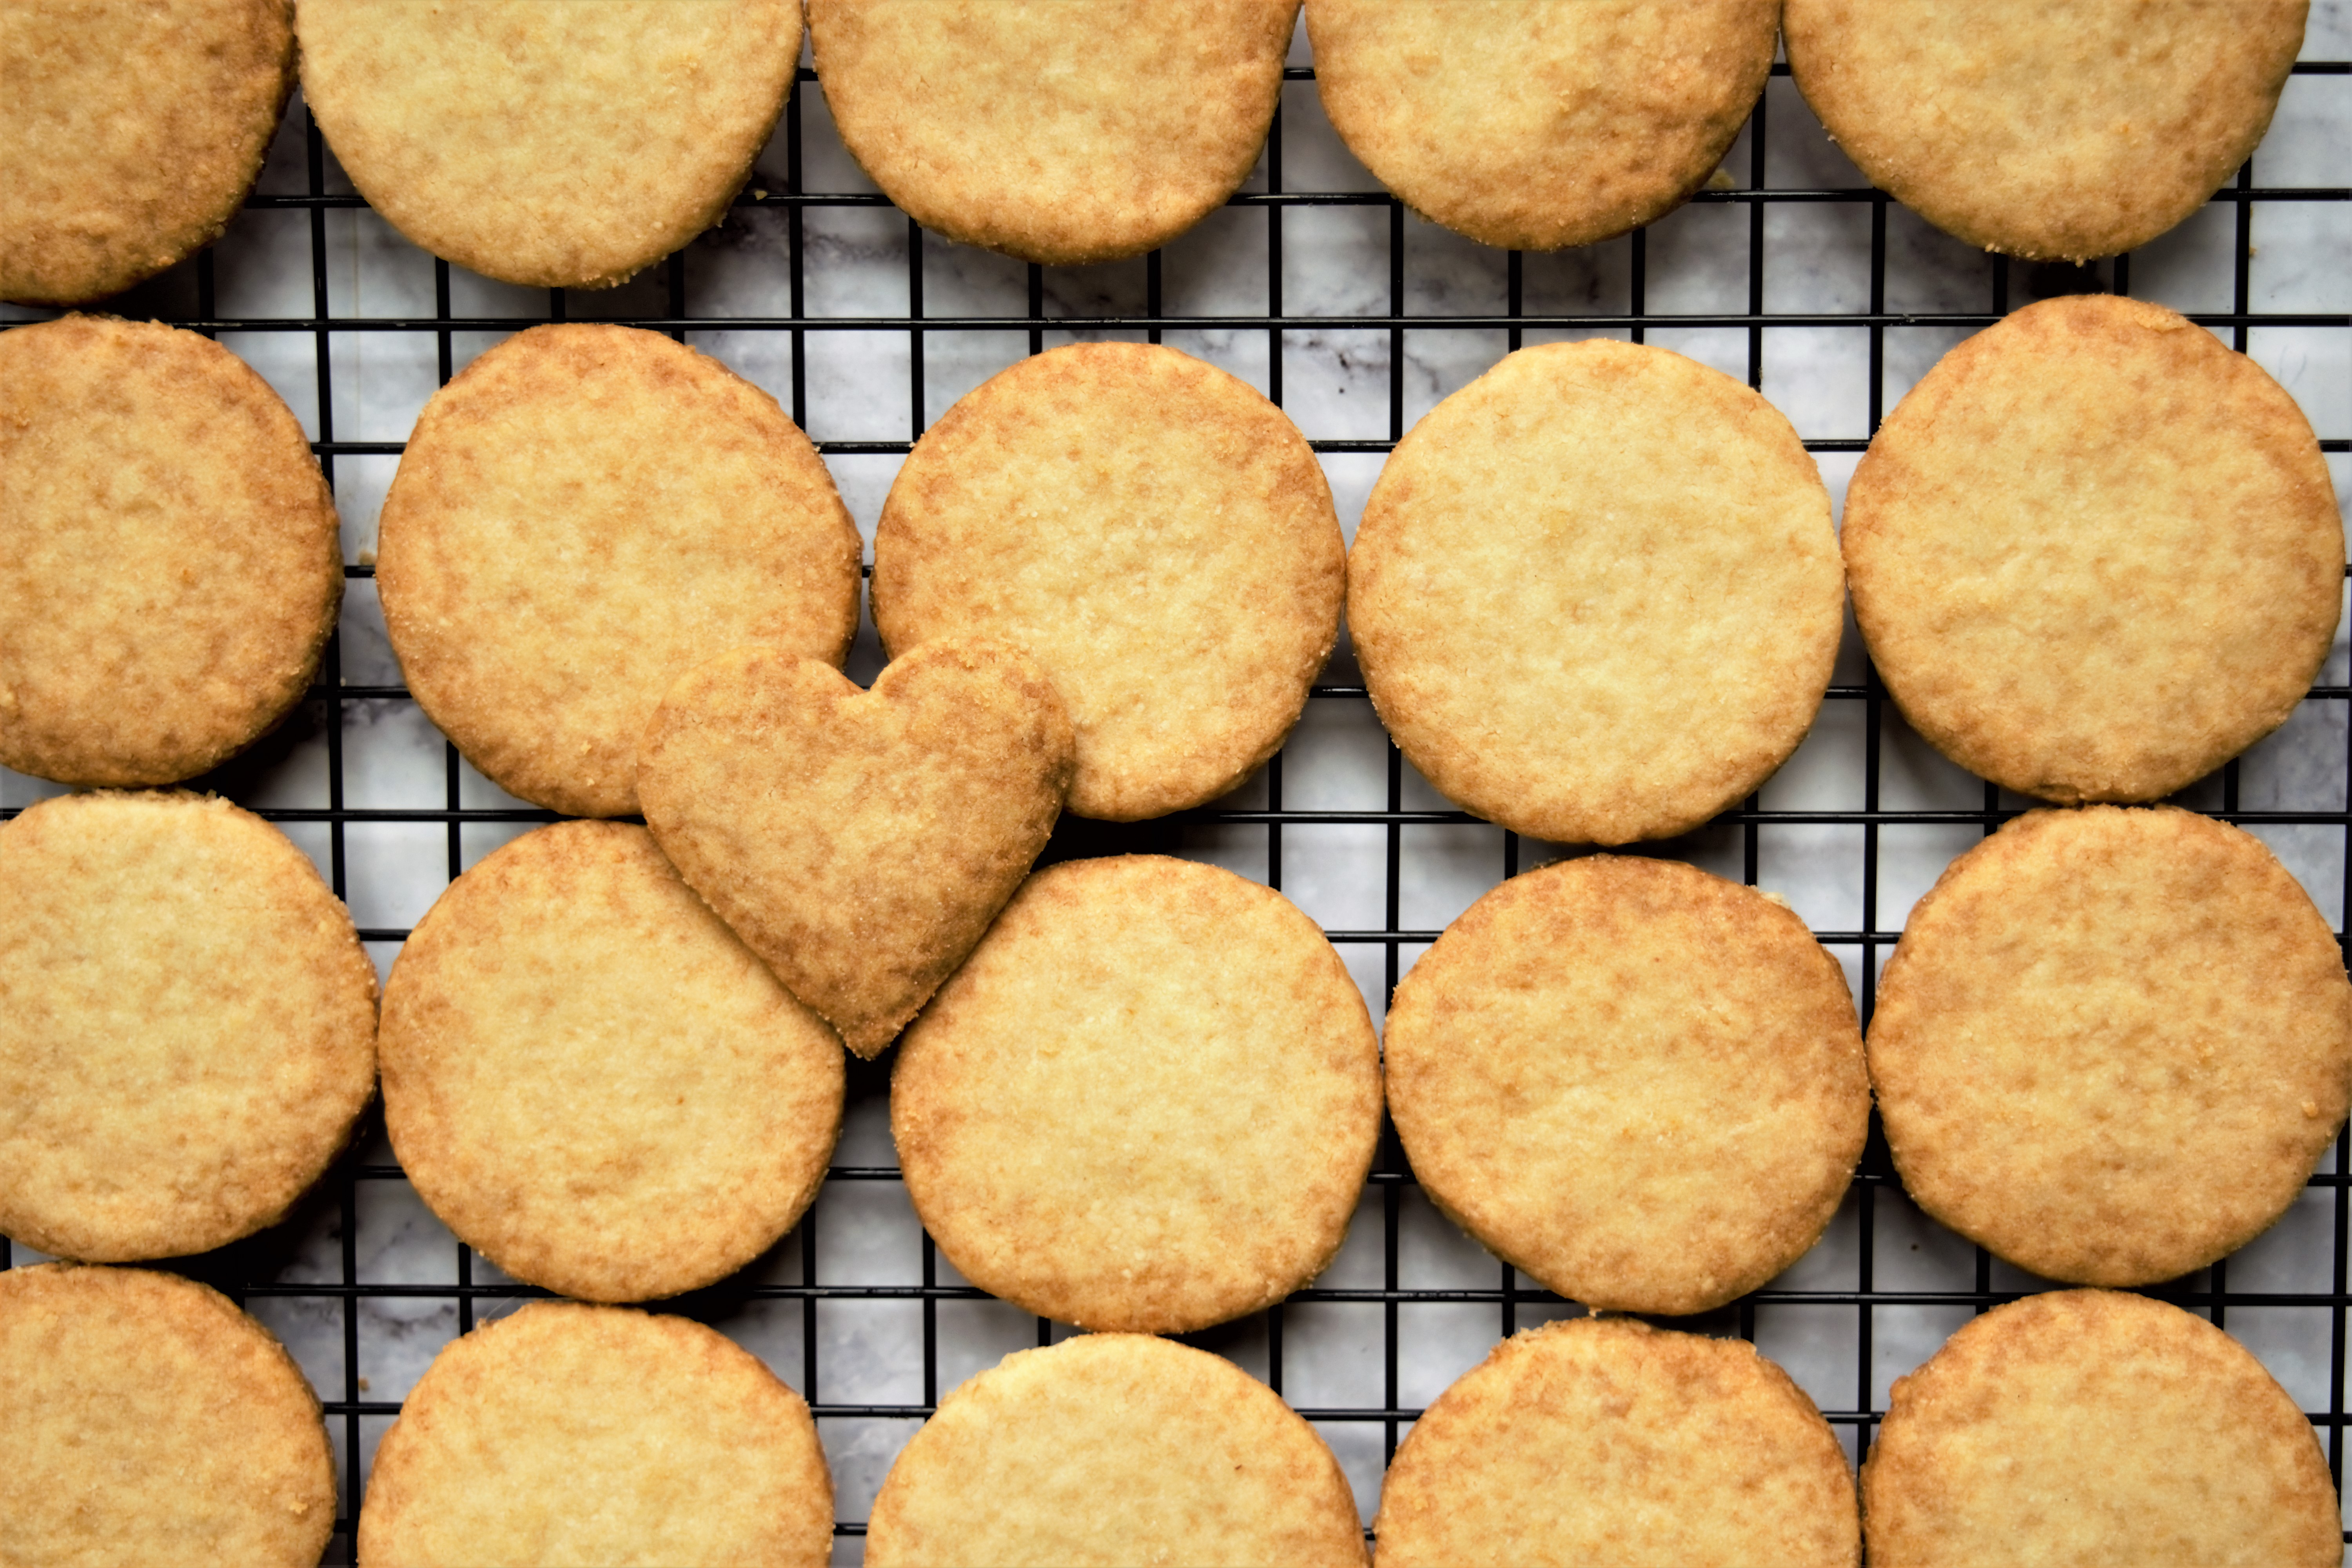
4, 48, 2351, 1563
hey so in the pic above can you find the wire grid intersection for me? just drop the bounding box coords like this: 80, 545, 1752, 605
2, 53, 2350, 1563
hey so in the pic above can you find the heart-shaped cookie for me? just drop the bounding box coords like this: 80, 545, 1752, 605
639, 637, 1073, 1058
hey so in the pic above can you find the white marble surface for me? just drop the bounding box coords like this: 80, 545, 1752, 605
5, 9, 2352, 1563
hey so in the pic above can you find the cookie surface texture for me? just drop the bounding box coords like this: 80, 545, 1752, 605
1, 315, 343, 786
1864, 1289, 2338, 1566
380, 820, 842, 1303
1350, 340, 1842, 845
376, 323, 861, 818
1376, 1317, 1858, 1568
2, 0, 294, 304
0, 1264, 336, 1567
892, 855, 1381, 1332
1868, 806, 2350, 1286
357, 1300, 832, 1568
297, 0, 796, 288
1844, 294, 2341, 803
865, 1332, 1366, 1567
1307, 0, 1776, 250
0, 791, 377, 1261
1387, 856, 1868, 1316
809, 0, 1294, 265
872, 341, 1344, 821
1785, 0, 2306, 261
640, 638, 1073, 1059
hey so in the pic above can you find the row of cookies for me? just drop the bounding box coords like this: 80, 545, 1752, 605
6, 285, 2338, 857
9, 1263, 2338, 1564
4, 1, 2314, 304
12, 784, 2332, 1332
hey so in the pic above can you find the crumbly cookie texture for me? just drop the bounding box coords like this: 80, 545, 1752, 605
1844, 294, 2340, 803
1868, 806, 2351, 1286
2, 0, 294, 304
375, 323, 861, 818
0, 315, 341, 786
297, 0, 797, 288
872, 342, 1343, 822
0, 791, 377, 1261
358, 1301, 833, 1568
1786, 0, 2306, 261
893, 855, 1381, 1333
1307, 0, 1777, 250
1387, 856, 1869, 1316
0, 1265, 337, 1568
641, 639, 1073, 1059
866, 1333, 1367, 1567
1864, 1290, 2339, 1567
809, 0, 1294, 264
1376, 1317, 1859, 1568
380, 821, 842, 1303
1349, 339, 1843, 845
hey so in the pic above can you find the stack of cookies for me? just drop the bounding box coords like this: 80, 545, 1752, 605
3, 1, 2343, 1563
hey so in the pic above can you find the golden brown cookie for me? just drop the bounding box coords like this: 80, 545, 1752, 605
0, 315, 342, 786
1307, 0, 1777, 251
1844, 295, 2341, 803
872, 342, 1344, 822
640, 638, 1073, 1060
376, 323, 861, 818
297, 0, 797, 289
0, 1264, 336, 1566
380, 820, 842, 1303
0, 791, 377, 1261
1869, 806, 2350, 1286
357, 1300, 833, 1568
893, 855, 1381, 1332
1376, 1317, 1858, 1568
1785, 1, 2307, 262
2, 0, 294, 305
1349, 340, 1844, 846
866, 1332, 1366, 1568
808, 0, 1294, 265
1387, 856, 1868, 1317
1864, 1289, 2339, 1566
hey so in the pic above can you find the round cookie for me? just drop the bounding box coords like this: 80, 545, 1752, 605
0, 791, 377, 1261
297, 0, 797, 289
1868, 806, 2350, 1286
376, 323, 861, 818
872, 342, 1344, 822
1864, 1289, 2339, 1566
1387, 856, 1869, 1316
1785, 1, 2307, 262
1843, 295, 2341, 804
1, 315, 343, 786
1376, 1318, 1858, 1568
808, 0, 1294, 265
1349, 340, 1844, 846
892, 855, 1381, 1333
0, 1264, 336, 1566
865, 1332, 1366, 1567
2, 0, 294, 305
380, 820, 844, 1303
1307, 0, 1777, 251
358, 1300, 832, 1567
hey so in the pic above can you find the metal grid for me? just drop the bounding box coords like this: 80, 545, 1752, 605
4, 48, 2350, 1563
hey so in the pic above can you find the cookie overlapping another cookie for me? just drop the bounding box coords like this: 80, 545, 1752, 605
640, 637, 1073, 1060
